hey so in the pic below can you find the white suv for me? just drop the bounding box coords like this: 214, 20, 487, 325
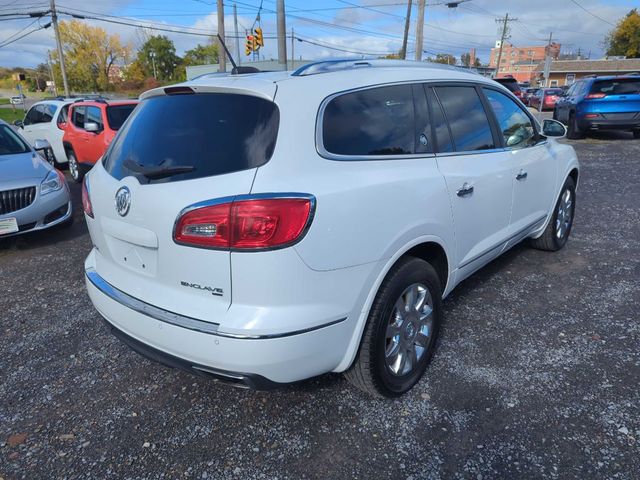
83, 60, 579, 397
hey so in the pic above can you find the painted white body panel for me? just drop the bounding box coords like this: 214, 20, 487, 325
20, 100, 71, 164
85, 63, 580, 384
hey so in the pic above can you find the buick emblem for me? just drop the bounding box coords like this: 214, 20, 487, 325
115, 186, 131, 217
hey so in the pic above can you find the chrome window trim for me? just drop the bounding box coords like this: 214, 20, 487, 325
86, 267, 346, 339
172, 192, 317, 252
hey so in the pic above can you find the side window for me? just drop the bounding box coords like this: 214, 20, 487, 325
41, 104, 56, 123
24, 106, 39, 126
86, 106, 103, 129
433, 86, 495, 152
73, 107, 86, 128
566, 83, 578, 96
425, 86, 453, 153
483, 89, 536, 149
57, 104, 70, 125
322, 84, 415, 156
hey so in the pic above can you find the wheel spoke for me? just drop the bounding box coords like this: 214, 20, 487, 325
404, 287, 416, 312
401, 347, 412, 374
419, 304, 433, 322
414, 286, 427, 311
386, 338, 401, 358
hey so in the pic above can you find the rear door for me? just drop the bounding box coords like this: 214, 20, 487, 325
84, 105, 105, 164
587, 77, 640, 120
86, 91, 279, 322
69, 106, 90, 160
430, 84, 514, 279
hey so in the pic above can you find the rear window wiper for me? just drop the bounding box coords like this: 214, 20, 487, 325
124, 159, 195, 180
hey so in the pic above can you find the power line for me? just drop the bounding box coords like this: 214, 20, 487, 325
568, 0, 615, 27
0, 20, 50, 48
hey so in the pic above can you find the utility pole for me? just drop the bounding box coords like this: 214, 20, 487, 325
150, 51, 157, 78
291, 28, 294, 70
400, 0, 412, 60
277, 0, 287, 70
233, 3, 241, 66
217, 0, 226, 72
414, 0, 425, 61
493, 13, 517, 78
542, 32, 553, 88
50, 0, 69, 97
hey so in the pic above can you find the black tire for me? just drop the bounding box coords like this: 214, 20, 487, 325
43, 147, 57, 167
531, 176, 576, 252
67, 149, 86, 183
566, 112, 584, 140
344, 257, 442, 398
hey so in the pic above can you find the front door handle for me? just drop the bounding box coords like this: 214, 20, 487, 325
456, 182, 474, 197
516, 170, 528, 181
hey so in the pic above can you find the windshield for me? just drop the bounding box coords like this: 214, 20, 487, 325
106, 104, 137, 130
103, 93, 279, 184
591, 78, 640, 95
0, 124, 30, 155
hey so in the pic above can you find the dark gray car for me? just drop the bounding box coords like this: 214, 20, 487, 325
0, 120, 72, 237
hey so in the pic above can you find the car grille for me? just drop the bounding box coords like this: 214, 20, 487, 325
0, 186, 36, 215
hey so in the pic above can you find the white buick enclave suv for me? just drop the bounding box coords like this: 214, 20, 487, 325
83, 60, 579, 397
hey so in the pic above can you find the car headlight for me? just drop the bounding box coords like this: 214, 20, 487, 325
40, 169, 64, 195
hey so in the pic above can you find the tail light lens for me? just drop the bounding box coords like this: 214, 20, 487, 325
174, 196, 314, 251
585, 93, 607, 99
82, 177, 94, 218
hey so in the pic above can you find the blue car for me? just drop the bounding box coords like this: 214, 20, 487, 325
553, 75, 640, 139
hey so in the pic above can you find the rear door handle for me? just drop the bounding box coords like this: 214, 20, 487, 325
456, 183, 474, 197
516, 170, 528, 181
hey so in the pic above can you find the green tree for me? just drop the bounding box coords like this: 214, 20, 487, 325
137, 35, 181, 81
429, 53, 457, 65
460, 52, 471, 67
183, 42, 219, 66
606, 9, 640, 58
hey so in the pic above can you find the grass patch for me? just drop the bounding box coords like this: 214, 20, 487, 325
0, 109, 24, 124
0, 98, 10, 105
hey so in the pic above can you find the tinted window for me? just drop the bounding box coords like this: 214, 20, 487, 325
484, 89, 535, 149
323, 85, 414, 156
544, 89, 563, 96
73, 107, 86, 128
495, 79, 520, 93
41, 104, 56, 123
106, 104, 136, 130
24, 106, 39, 126
86, 106, 103, 129
103, 93, 279, 184
434, 86, 495, 152
0, 125, 30, 155
425, 86, 453, 153
590, 78, 640, 95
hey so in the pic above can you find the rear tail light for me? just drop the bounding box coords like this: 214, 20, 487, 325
82, 177, 94, 218
174, 195, 315, 251
585, 114, 600, 119
585, 93, 607, 99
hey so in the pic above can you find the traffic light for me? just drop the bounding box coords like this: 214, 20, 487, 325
245, 34, 255, 56
254, 27, 264, 48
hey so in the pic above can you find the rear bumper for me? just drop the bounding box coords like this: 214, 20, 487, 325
85, 266, 353, 386
578, 114, 640, 131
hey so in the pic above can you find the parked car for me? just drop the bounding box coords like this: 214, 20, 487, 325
83, 60, 579, 397
522, 87, 540, 106
0, 120, 72, 238
493, 76, 525, 102
9, 96, 24, 105
529, 88, 564, 111
554, 75, 640, 139
63, 99, 138, 183
14, 99, 76, 167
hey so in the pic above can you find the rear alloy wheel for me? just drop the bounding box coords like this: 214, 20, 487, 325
345, 257, 442, 398
531, 176, 576, 252
566, 112, 584, 140
67, 150, 85, 183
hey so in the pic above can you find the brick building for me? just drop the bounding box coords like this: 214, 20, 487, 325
489, 41, 561, 82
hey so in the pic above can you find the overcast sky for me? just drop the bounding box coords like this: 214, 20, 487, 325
0, 0, 633, 69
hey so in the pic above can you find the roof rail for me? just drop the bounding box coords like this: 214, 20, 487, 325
291, 58, 468, 77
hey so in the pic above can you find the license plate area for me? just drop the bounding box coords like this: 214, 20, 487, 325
0, 217, 18, 236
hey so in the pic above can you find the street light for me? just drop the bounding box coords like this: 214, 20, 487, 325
149, 51, 157, 79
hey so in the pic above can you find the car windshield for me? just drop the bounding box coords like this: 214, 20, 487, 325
103, 93, 279, 184
0, 124, 30, 155
590, 78, 640, 95
106, 104, 137, 130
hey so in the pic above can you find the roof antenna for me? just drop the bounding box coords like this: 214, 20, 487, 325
217, 33, 260, 74
216, 33, 237, 71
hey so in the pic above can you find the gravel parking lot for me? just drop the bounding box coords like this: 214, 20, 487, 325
1, 132, 639, 480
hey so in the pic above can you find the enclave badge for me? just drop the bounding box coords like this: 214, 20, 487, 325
115, 186, 131, 217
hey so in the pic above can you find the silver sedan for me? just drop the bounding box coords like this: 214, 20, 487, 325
0, 120, 72, 238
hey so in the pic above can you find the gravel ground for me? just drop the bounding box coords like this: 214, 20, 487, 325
1, 132, 639, 479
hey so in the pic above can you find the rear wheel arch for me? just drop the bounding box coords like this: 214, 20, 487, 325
568, 168, 579, 188
403, 241, 449, 294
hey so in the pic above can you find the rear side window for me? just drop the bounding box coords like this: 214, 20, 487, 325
425, 87, 453, 153
73, 107, 86, 128
106, 104, 136, 130
484, 89, 535, 149
103, 93, 279, 184
434, 86, 495, 152
322, 84, 415, 156
590, 78, 640, 95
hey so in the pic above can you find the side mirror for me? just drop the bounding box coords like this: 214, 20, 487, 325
84, 122, 101, 133
542, 119, 567, 138
33, 139, 51, 151
13, 119, 23, 128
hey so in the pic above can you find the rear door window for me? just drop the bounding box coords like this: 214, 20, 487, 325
103, 93, 279, 184
86, 106, 103, 129
590, 78, 640, 95
425, 86, 453, 153
322, 84, 415, 156
106, 104, 136, 130
433, 86, 496, 152
73, 107, 86, 128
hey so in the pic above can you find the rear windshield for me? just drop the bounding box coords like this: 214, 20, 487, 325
496, 79, 520, 92
106, 104, 136, 130
545, 89, 563, 95
590, 78, 640, 95
103, 93, 279, 184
